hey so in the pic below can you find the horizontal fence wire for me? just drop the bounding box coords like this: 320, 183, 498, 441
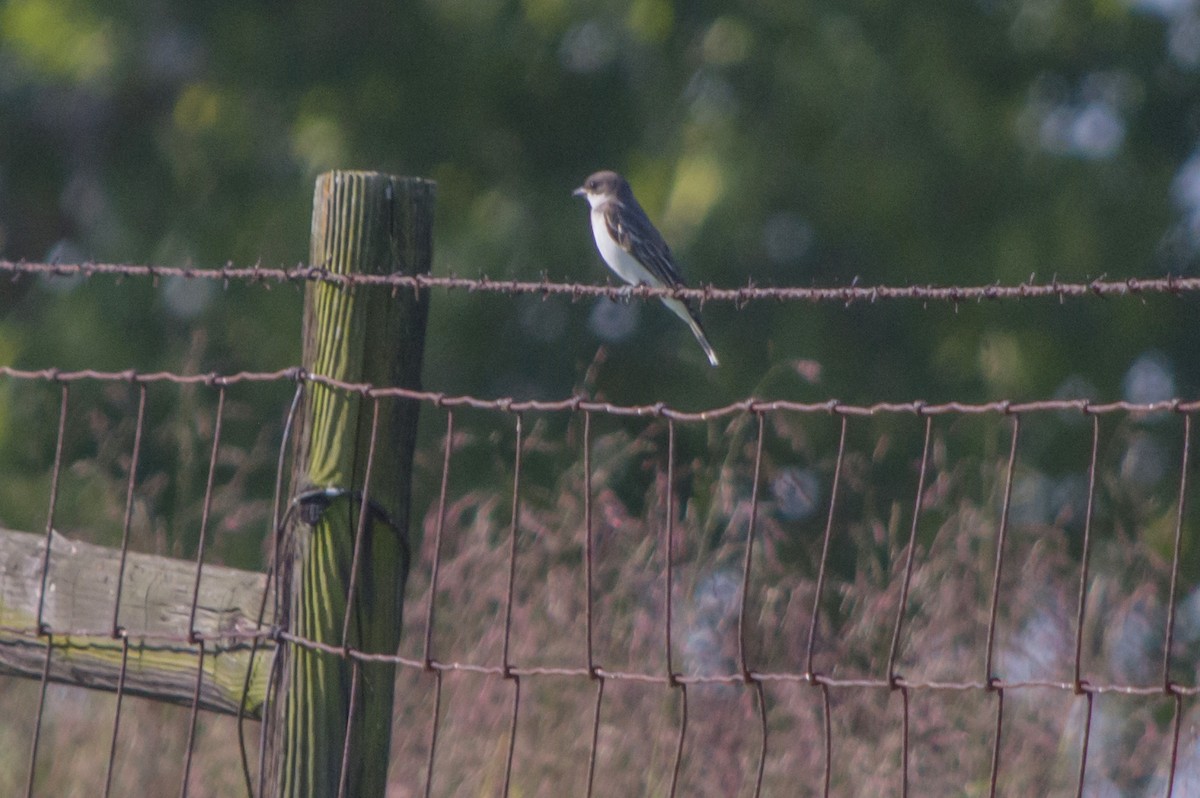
3, 256, 1198, 796
1, 361, 1197, 797
3, 365, 1198, 419
3, 259, 1200, 305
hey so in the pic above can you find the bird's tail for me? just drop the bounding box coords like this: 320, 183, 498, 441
663, 297, 719, 367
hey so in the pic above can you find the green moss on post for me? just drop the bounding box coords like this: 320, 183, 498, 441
267, 172, 433, 798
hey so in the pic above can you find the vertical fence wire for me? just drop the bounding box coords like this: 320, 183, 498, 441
421, 409, 454, 798
423, 409, 454, 669
1166, 691, 1183, 798
502, 675, 521, 798
668, 683, 688, 798
423, 669, 443, 798
246, 380, 305, 798
336, 660, 363, 798
340, 396, 383, 652
820, 682, 832, 798
582, 409, 604, 798
1162, 412, 1191, 690
35, 382, 69, 633
100, 382, 147, 798
102, 636, 131, 798
502, 413, 523, 677
751, 679, 768, 798
886, 415, 934, 682
665, 419, 677, 684
738, 412, 770, 798
807, 415, 848, 678
500, 412, 524, 797
179, 642, 207, 798
1073, 414, 1101, 691
737, 412, 766, 680
26, 383, 70, 798
24, 635, 54, 798
900, 684, 910, 798
178, 384, 227, 796
1074, 690, 1094, 798
187, 384, 227, 640
982, 414, 1021, 798
983, 414, 1022, 684
583, 410, 596, 677
584, 677, 604, 798
1160, 413, 1194, 798
110, 382, 148, 637
664, 416, 684, 796
987, 685, 1004, 798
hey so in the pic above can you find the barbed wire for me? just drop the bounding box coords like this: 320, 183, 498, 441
3, 259, 1198, 306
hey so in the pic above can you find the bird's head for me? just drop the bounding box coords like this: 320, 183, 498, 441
573, 170, 629, 209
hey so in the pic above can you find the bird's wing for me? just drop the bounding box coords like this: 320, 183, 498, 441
604, 201, 687, 288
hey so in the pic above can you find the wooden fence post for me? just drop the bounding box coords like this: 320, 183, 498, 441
265, 171, 434, 797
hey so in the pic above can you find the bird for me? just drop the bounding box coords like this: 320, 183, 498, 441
573, 170, 719, 367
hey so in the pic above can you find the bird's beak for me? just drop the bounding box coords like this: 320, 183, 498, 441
572, 186, 587, 198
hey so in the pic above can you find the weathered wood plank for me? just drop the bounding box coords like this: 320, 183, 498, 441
0, 527, 273, 717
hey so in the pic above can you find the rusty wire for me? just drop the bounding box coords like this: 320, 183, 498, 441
341, 397, 382, 653
110, 383, 147, 639
885, 416, 932, 684
4, 258, 1200, 306
4, 358, 1199, 794
1162, 413, 1192, 692
1075, 690, 1094, 798
501, 412, 524, 798
983, 415, 1021, 684
4, 364, 1198, 419
103, 636, 131, 798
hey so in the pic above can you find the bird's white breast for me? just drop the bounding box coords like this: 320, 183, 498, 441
590, 209, 661, 287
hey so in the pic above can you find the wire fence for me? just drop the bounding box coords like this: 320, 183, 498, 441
5, 258, 1200, 304
2, 261, 1198, 796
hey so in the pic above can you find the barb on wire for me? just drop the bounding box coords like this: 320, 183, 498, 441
4, 259, 1199, 306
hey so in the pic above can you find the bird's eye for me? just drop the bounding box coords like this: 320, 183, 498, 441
587, 179, 597, 190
